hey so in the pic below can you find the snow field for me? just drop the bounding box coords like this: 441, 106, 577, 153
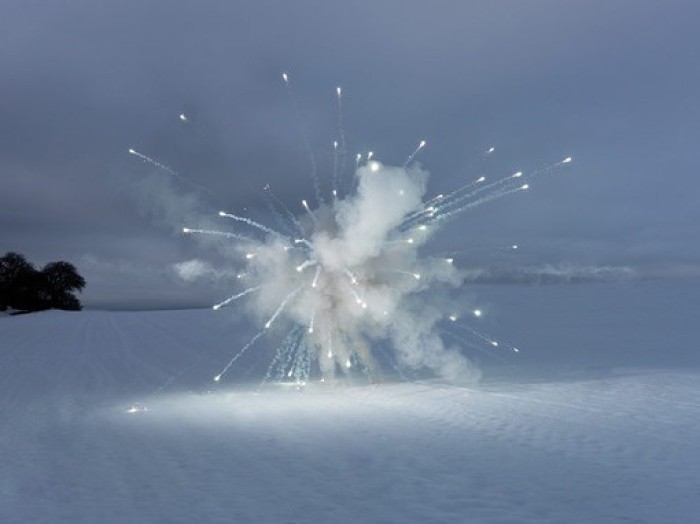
1, 280, 699, 523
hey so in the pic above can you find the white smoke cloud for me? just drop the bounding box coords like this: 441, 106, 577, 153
204, 161, 479, 384
172, 259, 229, 282
176, 144, 573, 384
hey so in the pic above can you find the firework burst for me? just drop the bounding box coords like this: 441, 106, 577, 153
133, 74, 571, 387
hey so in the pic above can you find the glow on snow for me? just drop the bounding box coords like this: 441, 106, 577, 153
131, 73, 572, 388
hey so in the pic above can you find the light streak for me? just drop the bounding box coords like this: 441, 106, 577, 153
219, 211, 281, 237
212, 286, 262, 311
404, 139, 426, 167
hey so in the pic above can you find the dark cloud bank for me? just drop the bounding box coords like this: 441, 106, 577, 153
1, 1, 699, 309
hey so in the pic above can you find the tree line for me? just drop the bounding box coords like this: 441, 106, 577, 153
0, 252, 86, 313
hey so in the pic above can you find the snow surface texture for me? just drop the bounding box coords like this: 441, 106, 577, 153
1, 280, 699, 523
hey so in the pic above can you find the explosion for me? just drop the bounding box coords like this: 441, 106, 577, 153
131, 74, 571, 387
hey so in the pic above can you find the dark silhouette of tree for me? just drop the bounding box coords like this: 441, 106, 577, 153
41, 261, 86, 311
0, 252, 38, 311
0, 252, 86, 313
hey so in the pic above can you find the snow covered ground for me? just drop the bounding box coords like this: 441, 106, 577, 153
1, 279, 699, 523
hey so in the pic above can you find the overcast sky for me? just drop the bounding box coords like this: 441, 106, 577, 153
1, 1, 699, 309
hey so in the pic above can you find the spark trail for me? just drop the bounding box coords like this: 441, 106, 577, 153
129, 147, 214, 195
282, 72, 322, 205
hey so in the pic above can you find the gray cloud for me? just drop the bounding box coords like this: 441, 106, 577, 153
462, 264, 636, 285
1, 1, 699, 308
